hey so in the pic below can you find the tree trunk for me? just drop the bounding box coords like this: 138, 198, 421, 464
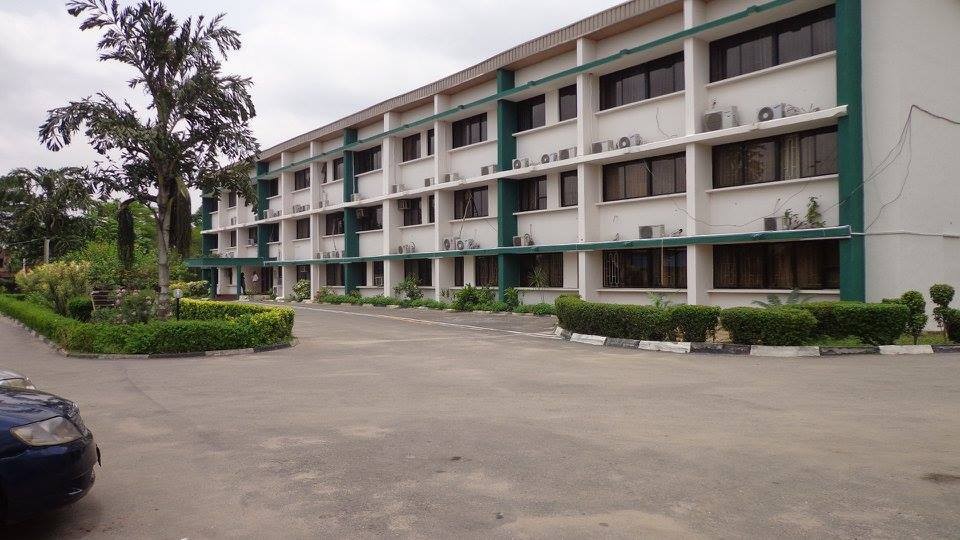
155, 190, 172, 318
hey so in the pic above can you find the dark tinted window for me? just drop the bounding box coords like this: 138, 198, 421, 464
333, 158, 344, 180
266, 223, 279, 243
404, 259, 432, 286
710, 6, 835, 81
325, 264, 344, 286
402, 134, 420, 162
427, 129, 435, 156
518, 253, 563, 287
603, 248, 686, 288
452, 113, 487, 148
402, 198, 422, 226
267, 178, 279, 197
294, 169, 310, 190
558, 84, 577, 121
475, 256, 498, 287
453, 187, 488, 219
428, 195, 435, 223
713, 240, 839, 289
295, 218, 310, 239
355, 206, 382, 232
712, 126, 837, 188
518, 176, 547, 212
600, 52, 683, 110
602, 153, 685, 202
296, 265, 310, 282
454, 257, 464, 286
560, 170, 578, 207
325, 213, 344, 235
516, 95, 545, 132
227, 191, 236, 207
354, 146, 382, 175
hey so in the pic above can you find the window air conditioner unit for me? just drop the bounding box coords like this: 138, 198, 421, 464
480, 164, 499, 176
456, 238, 479, 250
441, 173, 462, 183
512, 235, 523, 247
269, 209, 282, 218
703, 106, 738, 131
591, 140, 615, 154
331, 250, 341, 258
512, 234, 534, 247
355, 207, 368, 218
224, 252, 235, 258
424, 177, 434, 187
230, 217, 237, 225
512, 157, 530, 169
558, 147, 577, 160
397, 244, 406, 254
764, 217, 779, 231
391, 184, 406, 194
373, 276, 383, 287
639, 224, 666, 239
406, 242, 416, 253
616, 134, 643, 149
397, 199, 413, 210
442, 236, 460, 251
351, 193, 362, 202
763, 216, 795, 231
316, 251, 324, 259
757, 103, 790, 122
540, 153, 559, 164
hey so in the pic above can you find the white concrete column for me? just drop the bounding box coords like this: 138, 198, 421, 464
382, 112, 400, 296
683, 0, 708, 136
575, 38, 598, 156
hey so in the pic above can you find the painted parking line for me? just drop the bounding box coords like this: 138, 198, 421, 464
276, 304, 561, 340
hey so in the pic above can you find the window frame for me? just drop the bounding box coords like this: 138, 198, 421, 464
518, 176, 547, 212
355, 206, 383, 232
325, 264, 344, 286
712, 126, 837, 189
294, 168, 311, 191
295, 264, 310, 283
354, 145, 382, 175
599, 52, 684, 111
295, 218, 310, 240
267, 178, 279, 198
558, 84, 577, 122
517, 253, 563, 288
402, 198, 422, 226
427, 129, 435, 156
560, 170, 578, 207
602, 248, 687, 289
713, 240, 840, 290
333, 157, 344, 180
454, 257, 464, 287
402, 133, 421, 162
227, 191, 237, 208
475, 256, 499, 287
451, 113, 487, 148
404, 259, 432, 286
516, 94, 546, 133
602, 153, 686, 202
325, 212, 344, 236
453, 187, 489, 219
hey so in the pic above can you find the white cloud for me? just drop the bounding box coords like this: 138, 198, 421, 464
0, 0, 617, 207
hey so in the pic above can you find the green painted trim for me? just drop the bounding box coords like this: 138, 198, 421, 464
256, 225, 269, 259
495, 69, 520, 300
253, 0, 797, 181
256, 178, 270, 220
186, 257, 266, 268
200, 232, 217, 256
200, 196, 214, 232
341, 129, 361, 292
835, 0, 865, 301
262, 226, 851, 266
208, 268, 218, 298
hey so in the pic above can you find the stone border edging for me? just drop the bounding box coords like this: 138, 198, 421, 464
554, 326, 960, 357
1, 315, 297, 359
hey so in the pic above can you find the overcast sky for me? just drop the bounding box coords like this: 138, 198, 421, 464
0, 0, 618, 185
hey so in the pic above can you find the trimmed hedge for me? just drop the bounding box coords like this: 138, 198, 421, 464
67, 297, 93, 322
797, 301, 910, 345
943, 308, 960, 342
719, 307, 818, 346
556, 296, 671, 341
670, 305, 721, 342
0, 295, 294, 354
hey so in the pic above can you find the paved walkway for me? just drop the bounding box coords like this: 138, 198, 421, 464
1, 308, 959, 538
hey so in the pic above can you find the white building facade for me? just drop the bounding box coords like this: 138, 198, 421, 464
190, 0, 960, 311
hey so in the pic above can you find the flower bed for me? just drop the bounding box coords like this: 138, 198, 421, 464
0, 295, 293, 354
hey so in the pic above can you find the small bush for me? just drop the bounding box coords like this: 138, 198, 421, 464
503, 288, 520, 311
170, 280, 209, 298
452, 285, 495, 311
90, 307, 120, 324
393, 277, 423, 301
555, 296, 671, 341
116, 290, 156, 324
898, 291, 928, 345
67, 297, 93, 322
930, 284, 955, 334
829, 302, 910, 345
720, 307, 817, 346
944, 308, 960, 342
670, 305, 721, 342
292, 279, 311, 301
15, 261, 90, 315
479, 301, 509, 312
531, 303, 556, 316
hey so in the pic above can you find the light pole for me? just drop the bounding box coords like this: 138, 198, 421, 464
173, 288, 183, 320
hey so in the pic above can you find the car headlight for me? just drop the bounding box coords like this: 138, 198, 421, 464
0, 377, 35, 390
10, 416, 83, 446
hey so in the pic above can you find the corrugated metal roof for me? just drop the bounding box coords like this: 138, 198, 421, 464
258, 0, 679, 160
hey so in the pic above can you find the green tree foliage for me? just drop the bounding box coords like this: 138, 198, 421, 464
40, 0, 259, 316
0, 167, 95, 265
14, 261, 91, 315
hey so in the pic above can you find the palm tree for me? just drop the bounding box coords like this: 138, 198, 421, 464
0, 167, 95, 264
39, 0, 259, 316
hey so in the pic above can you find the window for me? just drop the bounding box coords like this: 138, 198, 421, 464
516, 95, 545, 132
373, 261, 384, 285
320, 162, 328, 184
518, 253, 563, 287
225, 267, 233, 284
452, 113, 487, 148
354, 146, 381, 175
712, 127, 837, 188
247, 227, 257, 246
294, 169, 310, 190
295, 218, 310, 239
333, 157, 344, 180
454, 257, 464, 286
558, 84, 577, 121
404, 259, 432, 286
560, 170, 578, 207
475, 256, 498, 287
602, 248, 687, 288
428, 195, 435, 223
453, 187, 488, 219
356, 206, 382, 232
355, 262, 368, 286
296, 264, 310, 283
265, 223, 279, 243
599, 52, 683, 110
602, 153, 686, 202
427, 129, 435, 156
227, 191, 237, 208
402, 198, 422, 226
518, 176, 547, 212
402, 133, 421, 162
229, 230, 237, 247
267, 178, 279, 198
713, 240, 839, 289
325, 213, 344, 235
325, 264, 344, 286
710, 6, 835, 82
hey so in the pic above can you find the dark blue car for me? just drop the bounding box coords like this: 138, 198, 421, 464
0, 369, 99, 523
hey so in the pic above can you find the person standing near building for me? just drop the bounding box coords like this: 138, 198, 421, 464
239, 271, 246, 295
251, 271, 260, 294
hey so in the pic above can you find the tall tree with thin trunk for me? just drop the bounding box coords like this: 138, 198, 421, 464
40, 0, 258, 315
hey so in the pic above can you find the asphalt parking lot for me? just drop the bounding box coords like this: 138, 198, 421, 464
2, 304, 959, 538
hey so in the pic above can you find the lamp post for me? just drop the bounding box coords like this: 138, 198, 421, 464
173, 288, 183, 320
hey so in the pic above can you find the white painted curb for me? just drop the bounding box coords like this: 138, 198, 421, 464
570, 333, 607, 346
879, 344, 934, 355
751, 345, 821, 357
639, 341, 691, 353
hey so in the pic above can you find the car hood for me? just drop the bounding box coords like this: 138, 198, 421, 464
0, 387, 77, 430
0, 368, 27, 381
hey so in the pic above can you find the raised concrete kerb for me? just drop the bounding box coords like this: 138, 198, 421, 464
554, 325, 959, 357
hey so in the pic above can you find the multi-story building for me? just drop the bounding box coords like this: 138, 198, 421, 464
189, 0, 960, 311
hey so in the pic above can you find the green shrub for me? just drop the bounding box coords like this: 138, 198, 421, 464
796, 302, 843, 337
170, 280, 209, 298
720, 307, 817, 346
90, 307, 120, 324
408, 298, 448, 310
452, 285, 495, 311
555, 296, 671, 340
67, 297, 93, 322
0, 294, 79, 338
930, 284, 955, 334
503, 288, 520, 311
944, 308, 960, 342
898, 291, 928, 345
359, 295, 397, 307
479, 301, 509, 312
15, 261, 90, 315
830, 302, 910, 345
670, 305, 721, 342
291, 279, 311, 301
115, 290, 156, 324
531, 303, 556, 316
393, 277, 423, 300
